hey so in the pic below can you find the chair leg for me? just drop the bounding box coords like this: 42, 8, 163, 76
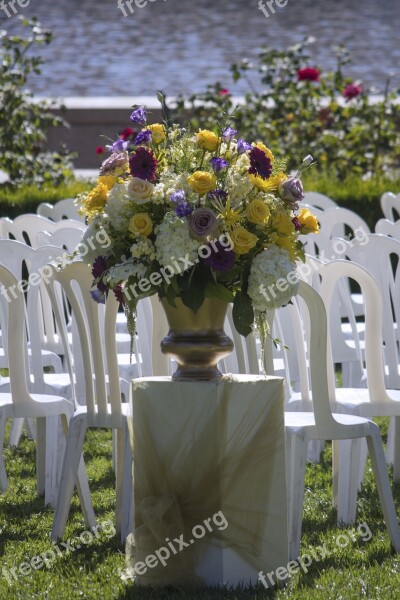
392, 417, 400, 482
36, 417, 46, 496
386, 417, 394, 466
9, 418, 25, 448
51, 415, 88, 540
0, 411, 9, 491
120, 422, 133, 543
307, 439, 324, 463
336, 439, 362, 525
366, 427, 400, 552
286, 430, 308, 561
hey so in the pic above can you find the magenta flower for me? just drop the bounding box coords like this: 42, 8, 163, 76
248, 147, 272, 180
129, 147, 158, 181
342, 83, 363, 101
297, 68, 320, 82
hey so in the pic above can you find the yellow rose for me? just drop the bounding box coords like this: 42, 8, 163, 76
147, 123, 166, 144
98, 175, 118, 190
297, 208, 320, 234
187, 171, 217, 195
247, 198, 270, 225
272, 213, 295, 235
128, 177, 154, 204
80, 183, 109, 219
197, 129, 220, 152
254, 142, 274, 163
128, 213, 153, 237
230, 227, 258, 255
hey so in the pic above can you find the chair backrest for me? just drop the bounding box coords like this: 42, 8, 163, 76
303, 191, 338, 210
37, 198, 86, 223
375, 219, 400, 239
36, 227, 86, 252
319, 259, 390, 403
380, 192, 400, 222
0, 240, 66, 390
46, 261, 125, 428
344, 234, 400, 388
317, 207, 370, 240
0, 264, 35, 408
6, 214, 85, 248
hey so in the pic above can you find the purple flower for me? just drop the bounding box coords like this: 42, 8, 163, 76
92, 256, 108, 279
99, 152, 128, 176
175, 202, 193, 217
202, 241, 235, 272
113, 284, 125, 306
278, 177, 304, 205
90, 289, 106, 304
222, 127, 237, 142
106, 139, 129, 153
188, 208, 218, 239
170, 189, 186, 204
210, 157, 229, 173
129, 147, 158, 181
248, 147, 272, 180
237, 138, 252, 154
130, 107, 147, 124
208, 189, 228, 204
292, 217, 302, 230
134, 129, 152, 145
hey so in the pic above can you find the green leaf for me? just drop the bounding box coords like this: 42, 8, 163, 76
166, 284, 178, 308
205, 282, 234, 303
232, 291, 254, 337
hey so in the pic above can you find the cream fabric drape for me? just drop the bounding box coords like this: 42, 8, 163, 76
125, 374, 288, 587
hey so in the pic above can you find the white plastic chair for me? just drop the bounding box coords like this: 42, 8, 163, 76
4, 214, 85, 248
380, 192, 400, 222
303, 191, 338, 210
281, 280, 400, 559
37, 198, 86, 223
0, 263, 94, 521
375, 219, 400, 239
47, 261, 134, 542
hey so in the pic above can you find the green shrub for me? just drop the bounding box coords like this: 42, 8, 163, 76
0, 180, 92, 219
172, 37, 400, 180
0, 17, 75, 186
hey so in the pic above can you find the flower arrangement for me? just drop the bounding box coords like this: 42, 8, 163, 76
75, 101, 319, 342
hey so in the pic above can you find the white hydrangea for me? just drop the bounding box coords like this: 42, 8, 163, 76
151, 182, 167, 204
130, 237, 156, 261
225, 155, 253, 207
248, 246, 299, 311
107, 261, 147, 287
155, 216, 200, 269
105, 181, 135, 232
160, 170, 193, 199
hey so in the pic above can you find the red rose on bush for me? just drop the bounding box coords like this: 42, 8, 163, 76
297, 68, 320, 82
119, 127, 134, 140
342, 83, 363, 101
96, 146, 105, 155
218, 88, 229, 96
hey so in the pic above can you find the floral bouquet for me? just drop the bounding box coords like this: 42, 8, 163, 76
75, 101, 319, 344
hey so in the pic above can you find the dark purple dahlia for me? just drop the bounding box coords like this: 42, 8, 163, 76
129, 147, 158, 181
248, 147, 272, 180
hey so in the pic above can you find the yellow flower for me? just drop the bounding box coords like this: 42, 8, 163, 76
128, 213, 153, 237
270, 234, 298, 261
272, 212, 295, 235
254, 142, 274, 163
98, 175, 118, 190
197, 129, 220, 152
247, 198, 270, 225
230, 227, 258, 255
249, 171, 287, 192
187, 171, 217, 195
297, 208, 320, 234
79, 183, 108, 219
147, 123, 166, 144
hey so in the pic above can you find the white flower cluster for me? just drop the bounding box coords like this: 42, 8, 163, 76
105, 182, 135, 232
151, 182, 167, 204
160, 169, 193, 200
225, 155, 253, 207
155, 217, 200, 268
248, 245, 298, 311
131, 237, 156, 261
107, 261, 147, 287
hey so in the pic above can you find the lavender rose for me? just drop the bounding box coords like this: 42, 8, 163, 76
188, 208, 218, 239
278, 177, 304, 205
99, 151, 128, 176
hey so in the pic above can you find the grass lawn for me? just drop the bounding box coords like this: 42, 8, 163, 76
0, 420, 400, 599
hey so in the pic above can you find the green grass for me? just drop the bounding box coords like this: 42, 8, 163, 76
0, 419, 400, 599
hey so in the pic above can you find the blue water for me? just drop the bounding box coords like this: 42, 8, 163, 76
2, 0, 400, 96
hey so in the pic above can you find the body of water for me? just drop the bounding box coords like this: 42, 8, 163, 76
3, 0, 400, 97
